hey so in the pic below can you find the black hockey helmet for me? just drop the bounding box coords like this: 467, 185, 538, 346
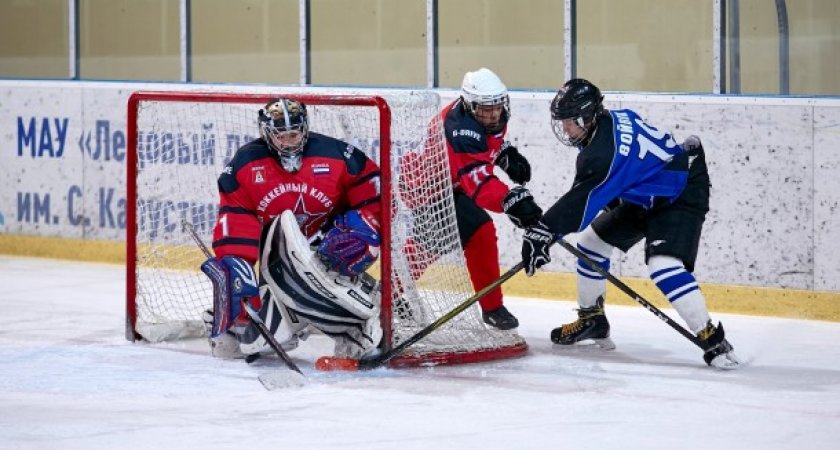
258, 98, 309, 172
550, 79, 604, 146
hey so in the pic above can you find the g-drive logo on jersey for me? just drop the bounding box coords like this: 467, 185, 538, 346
452, 129, 481, 141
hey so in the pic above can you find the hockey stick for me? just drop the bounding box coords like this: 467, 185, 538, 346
356, 261, 525, 370
556, 238, 703, 348
183, 221, 305, 375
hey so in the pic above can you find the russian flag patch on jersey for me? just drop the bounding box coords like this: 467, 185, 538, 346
312, 164, 330, 175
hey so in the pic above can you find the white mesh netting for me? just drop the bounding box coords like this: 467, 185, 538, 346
129, 90, 525, 365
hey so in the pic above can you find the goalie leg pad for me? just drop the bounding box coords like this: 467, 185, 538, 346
238, 285, 310, 356
260, 211, 381, 321
321, 314, 384, 359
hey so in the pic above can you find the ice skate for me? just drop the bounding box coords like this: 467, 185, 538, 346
550, 297, 615, 350
697, 321, 741, 370
483, 305, 520, 330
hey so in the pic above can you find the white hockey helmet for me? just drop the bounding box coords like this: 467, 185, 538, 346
461, 67, 510, 134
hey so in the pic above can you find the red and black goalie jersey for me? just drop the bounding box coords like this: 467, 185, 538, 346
441, 99, 510, 213
212, 132, 381, 264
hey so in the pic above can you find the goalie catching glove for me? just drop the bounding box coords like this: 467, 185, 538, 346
317, 210, 381, 277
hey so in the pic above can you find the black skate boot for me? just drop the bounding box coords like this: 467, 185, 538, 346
550, 297, 615, 350
697, 321, 740, 369
483, 305, 519, 330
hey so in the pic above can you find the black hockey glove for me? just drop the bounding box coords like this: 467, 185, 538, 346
502, 186, 542, 229
495, 141, 531, 185
522, 221, 554, 277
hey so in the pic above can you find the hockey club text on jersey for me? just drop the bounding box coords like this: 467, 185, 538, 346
257, 183, 334, 213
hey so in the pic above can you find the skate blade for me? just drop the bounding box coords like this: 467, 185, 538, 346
709, 351, 741, 370
554, 337, 616, 351
593, 337, 616, 350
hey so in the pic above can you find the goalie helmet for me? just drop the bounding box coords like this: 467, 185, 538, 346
461, 68, 510, 134
550, 78, 604, 147
259, 98, 309, 172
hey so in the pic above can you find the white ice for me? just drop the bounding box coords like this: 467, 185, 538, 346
1, 256, 839, 450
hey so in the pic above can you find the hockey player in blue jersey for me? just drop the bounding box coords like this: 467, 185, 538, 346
520, 79, 740, 369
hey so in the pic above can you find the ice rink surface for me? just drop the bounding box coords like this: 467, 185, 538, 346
1, 256, 839, 450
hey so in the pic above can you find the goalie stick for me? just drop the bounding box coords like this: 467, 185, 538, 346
556, 238, 704, 349
317, 261, 526, 371
183, 221, 305, 376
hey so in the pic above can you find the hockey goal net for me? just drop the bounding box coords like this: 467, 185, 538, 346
126, 90, 527, 367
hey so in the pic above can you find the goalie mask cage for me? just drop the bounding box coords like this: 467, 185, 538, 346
126, 90, 527, 368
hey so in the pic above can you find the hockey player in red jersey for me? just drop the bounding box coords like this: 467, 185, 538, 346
429, 68, 543, 330
201, 97, 384, 361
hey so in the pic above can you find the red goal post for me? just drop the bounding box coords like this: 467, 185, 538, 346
125, 90, 527, 368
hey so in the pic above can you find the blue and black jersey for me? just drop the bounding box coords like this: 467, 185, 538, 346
543, 109, 690, 236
